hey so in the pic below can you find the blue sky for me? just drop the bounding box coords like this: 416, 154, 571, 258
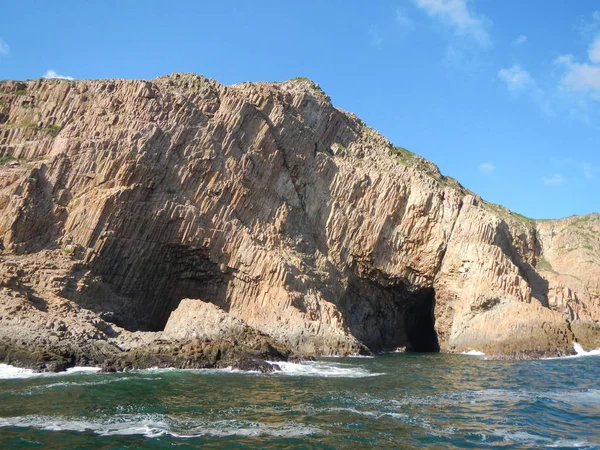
1, 0, 599, 219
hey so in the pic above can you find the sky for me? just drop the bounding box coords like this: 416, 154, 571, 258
1, 0, 599, 219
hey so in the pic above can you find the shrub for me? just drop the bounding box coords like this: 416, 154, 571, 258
43, 124, 61, 137
0, 155, 16, 165
390, 145, 415, 164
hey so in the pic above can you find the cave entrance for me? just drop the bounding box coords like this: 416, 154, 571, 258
144, 246, 231, 332
76, 245, 232, 333
341, 280, 440, 353
404, 288, 439, 352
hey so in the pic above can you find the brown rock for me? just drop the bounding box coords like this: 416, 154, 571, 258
0, 74, 597, 364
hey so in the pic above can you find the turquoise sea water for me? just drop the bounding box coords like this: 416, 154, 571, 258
0, 351, 599, 449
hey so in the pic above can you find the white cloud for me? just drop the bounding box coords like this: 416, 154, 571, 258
0, 38, 9, 56
395, 8, 414, 30
554, 54, 573, 66
554, 22, 600, 100
512, 35, 527, 47
589, 35, 600, 64
543, 174, 565, 186
478, 162, 495, 174
413, 0, 491, 47
555, 54, 600, 99
43, 70, 74, 81
498, 65, 540, 96
498, 65, 552, 114
369, 25, 383, 48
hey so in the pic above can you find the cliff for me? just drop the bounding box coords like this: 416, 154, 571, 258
0, 73, 598, 369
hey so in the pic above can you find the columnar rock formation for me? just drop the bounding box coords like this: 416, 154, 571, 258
0, 73, 598, 368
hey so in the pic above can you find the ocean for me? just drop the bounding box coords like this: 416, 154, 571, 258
0, 346, 599, 449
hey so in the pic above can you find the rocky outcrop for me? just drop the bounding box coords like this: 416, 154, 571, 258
0, 250, 292, 372
163, 299, 262, 341
0, 73, 598, 367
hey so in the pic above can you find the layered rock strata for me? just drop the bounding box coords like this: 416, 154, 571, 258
0, 73, 598, 369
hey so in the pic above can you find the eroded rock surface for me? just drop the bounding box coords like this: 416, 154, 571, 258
0, 73, 598, 367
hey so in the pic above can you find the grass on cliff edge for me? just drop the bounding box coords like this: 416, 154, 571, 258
484, 201, 535, 228
385, 143, 470, 194
18, 121, 62, 137
390, 145, 416, 165
0, 155, 16, 165
43, 124, 61, 137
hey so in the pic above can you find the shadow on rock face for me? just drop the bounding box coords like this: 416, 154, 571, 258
63, 244, 233, 333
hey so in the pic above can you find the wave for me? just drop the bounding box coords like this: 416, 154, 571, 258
326, 407, 409, 421
0, 415, 320, 438
458, 342, 600, 360
64, 367, 102, 374
271, 360, 384, 378
0, 360, 382, 380
491, 429, 592, 448
0, 364, 101, 380
459, 350, 486, 356
0, 364, 37, 379
18, 377, 150, 395
546, 389, 600, 405
573, 343, 600, 357
543, 343, 600, 360
135, 361, 383, 378
338, 386, 600, 411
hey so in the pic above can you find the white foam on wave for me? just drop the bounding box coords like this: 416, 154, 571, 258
0, 364, 262, 380
544, 343, 600, 360
0, 364, 36, 379
110, 361, 382, 378
0, 416, 170, 437
65, 367, 102, 375
573, 342, 600, 357
459, 350, 486, 356
0, 415, 320, 438
135, 367, 268, 376
327, 407, 408, 421
545, 439, 595, 448
546, 389, 600, 405
20, 377, 140, 395
492, 429, 592, 448
0, 364, 101, 380
271, 360, 383, 378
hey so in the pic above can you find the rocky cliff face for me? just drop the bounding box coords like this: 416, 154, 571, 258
0, 73, 598, 367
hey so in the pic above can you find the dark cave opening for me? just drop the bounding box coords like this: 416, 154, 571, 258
403, 288, 440, 353
145, 246, 231, 332
341, 279, 440, 354
76, 245, 232, 333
